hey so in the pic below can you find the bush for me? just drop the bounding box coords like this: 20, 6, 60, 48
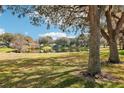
41, 46, 53, 53
56, 46, 70, 52
70, 48, 77, 52
53, 45, 61, 52
69, 46, 77, 52
79, 47, 88, 51
20, 45, 30, 53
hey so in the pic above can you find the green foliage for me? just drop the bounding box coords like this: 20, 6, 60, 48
79, 47, 88, 51
0, 33, 14, 47
39, 36, 53, 45
69, 48, 76, 52
55, 37, 70, 46
0, 33, 38, 53
0, 31, 90, 53
60, 46, 69, 52
41, 46, 53, 53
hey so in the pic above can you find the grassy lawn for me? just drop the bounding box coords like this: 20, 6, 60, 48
0, 47, 15, 53
0, 50, 124, 88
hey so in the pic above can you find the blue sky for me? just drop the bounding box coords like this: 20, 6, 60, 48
0, 10, 77, 40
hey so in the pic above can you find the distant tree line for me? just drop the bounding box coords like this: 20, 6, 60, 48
1, 32, 124, 53
0, 32, 89, 53
38, 34, 89, 53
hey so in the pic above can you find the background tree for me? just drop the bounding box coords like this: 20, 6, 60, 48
55, 37, 70, 46
55, 37, 70, 52
0, 33, 14, 47
38, 36, 53, 46
69, 38, 78, 52
100, 37, 108, 48
118, 32, 124, 50
77, 33, 89, 48
10, 34, 36, 53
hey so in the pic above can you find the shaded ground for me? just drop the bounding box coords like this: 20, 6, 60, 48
0, 51, 124, 88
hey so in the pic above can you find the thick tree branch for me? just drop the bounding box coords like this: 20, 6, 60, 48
115, 12, 124, 32
120, 30, 124, 34
111, 12, 120, 20
101, 29, 110, 43
105, 10, 113, 34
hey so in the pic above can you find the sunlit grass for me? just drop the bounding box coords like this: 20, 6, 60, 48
0, 52, 86, 61
0, 47, 15, 53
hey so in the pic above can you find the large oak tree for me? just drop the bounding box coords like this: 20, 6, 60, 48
101, 6, 124, 63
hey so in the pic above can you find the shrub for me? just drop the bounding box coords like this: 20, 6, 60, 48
79, 47, 88, 51
41, 46, 53, 53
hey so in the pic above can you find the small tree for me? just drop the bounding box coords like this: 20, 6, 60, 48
38, 36, 53, 46
0, 33, 14, 47
10, 34, 29, 52
55, 37, 70, 46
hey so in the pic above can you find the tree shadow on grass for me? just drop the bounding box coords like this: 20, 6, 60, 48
0, 56, 86, 68
0, 56, 86, 88
52, 76, 84, 88
0, 68, 84, 88
3, 55, 124, 88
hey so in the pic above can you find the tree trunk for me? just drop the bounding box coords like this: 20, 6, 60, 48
119, 41, 122, 50
105, 8, 120, 64
109, 38, 120, 63
88, 5, 101, 75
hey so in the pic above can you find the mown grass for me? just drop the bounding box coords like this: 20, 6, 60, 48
0, 49, 124, 88
119, 50, 124, 56
0, 47, 15, 53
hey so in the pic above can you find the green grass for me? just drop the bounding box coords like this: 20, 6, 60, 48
0, 49, 124, 88
119, 50, 124, 55
0, 47, 15, 53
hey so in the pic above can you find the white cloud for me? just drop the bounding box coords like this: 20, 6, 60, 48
24, 32, 28, 35
0, 28, 5, 35
39, 32, 75, 40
